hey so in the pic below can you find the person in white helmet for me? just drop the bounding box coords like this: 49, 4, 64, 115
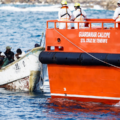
113, 0, 120, 24
72, 3, 87, 29
58, 0, 72, 29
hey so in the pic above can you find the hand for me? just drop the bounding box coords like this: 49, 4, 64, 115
15, 54, 19, 59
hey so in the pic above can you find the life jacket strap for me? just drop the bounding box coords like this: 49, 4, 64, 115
61, 13, 70, 18
76, 14, 85, 19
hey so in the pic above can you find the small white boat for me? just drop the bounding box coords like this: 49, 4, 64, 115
0, 47, 45, 91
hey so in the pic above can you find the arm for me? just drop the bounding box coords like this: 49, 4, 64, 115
68, 9, 75, 21
82, 10, 87, 20
58, 9, 61, 20
71, 12, 75, 21
113, 9, 118, 20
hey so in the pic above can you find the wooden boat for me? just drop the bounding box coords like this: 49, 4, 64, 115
39, 19, 120, 105
0, 47, 45, 91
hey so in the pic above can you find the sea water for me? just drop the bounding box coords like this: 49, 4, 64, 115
0, 4, 119, 120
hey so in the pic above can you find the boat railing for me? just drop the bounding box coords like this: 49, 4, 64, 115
47, 19, 120, 30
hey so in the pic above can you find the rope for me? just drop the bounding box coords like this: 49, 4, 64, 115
54, 28, 120, 69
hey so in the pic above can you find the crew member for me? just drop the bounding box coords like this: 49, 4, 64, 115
113, 0, 120, 24
4, 46, 14, 64
35, 43, 40, 47
15, 48, 25, 60
72, 3, 87, 29
0, 52, 5, 68
58, 0, 72, 29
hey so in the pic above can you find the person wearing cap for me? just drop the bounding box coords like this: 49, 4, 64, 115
4, 46, 14, 64
113, 0, 120, 21
58, 0, 72, 29
72, 3, 87, 29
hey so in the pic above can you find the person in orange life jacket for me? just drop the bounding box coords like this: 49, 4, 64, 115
58, 0, 72, 29
113, 0, 120, 27
72, 3, 87, 29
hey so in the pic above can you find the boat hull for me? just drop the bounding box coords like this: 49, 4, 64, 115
0, 47, 45, 91
0, 76, 30, 91
48, 64, 120, 105
44, 19, 120, 104
0, 71, 41, 91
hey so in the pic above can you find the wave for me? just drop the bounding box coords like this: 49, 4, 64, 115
0, 6, 59, 12
0, 4, 104, 12
93, 5, 104, 10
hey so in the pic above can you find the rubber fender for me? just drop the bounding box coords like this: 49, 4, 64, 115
54, 52, 81, 65
106, 54, 120, 66
39, 51, 56, 64
80, 53, 107, 65
39, 51, 120, 66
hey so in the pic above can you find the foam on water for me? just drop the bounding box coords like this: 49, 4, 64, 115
93, 5, 104, 10
0, 5, 61, 12
0, 3, 105, 12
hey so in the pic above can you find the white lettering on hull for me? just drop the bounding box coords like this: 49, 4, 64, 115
98, 32, 110, 38
81, 38, 108, 43
79, 32, 110, 43
79, 32, 97, 37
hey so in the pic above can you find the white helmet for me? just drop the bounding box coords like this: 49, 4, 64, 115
118, 0, 120, 4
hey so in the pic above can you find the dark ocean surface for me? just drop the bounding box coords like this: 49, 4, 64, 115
0, 4, 119, 120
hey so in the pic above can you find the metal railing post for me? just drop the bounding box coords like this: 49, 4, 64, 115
55, 22, 56, 29
47, 21, 48, 28
102, 22, 104, 29
90, 22, 91, 29
66, 22, 67, 29
114, 22, 116, 29
78, 22, 79, 29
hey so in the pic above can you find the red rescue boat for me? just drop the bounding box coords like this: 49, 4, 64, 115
39, 19, 120, 105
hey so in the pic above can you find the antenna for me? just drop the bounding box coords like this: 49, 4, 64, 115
40, 32, 44, 47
